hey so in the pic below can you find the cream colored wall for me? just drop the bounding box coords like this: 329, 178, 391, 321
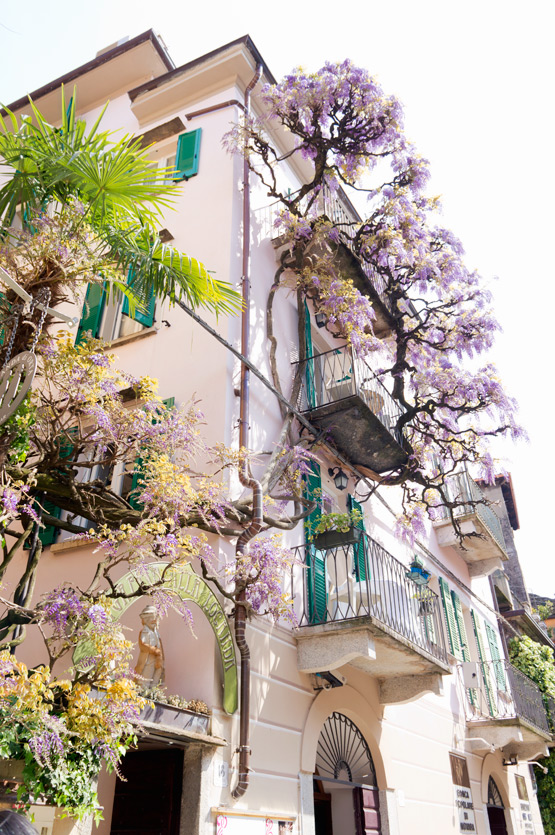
9, 46, 548, 835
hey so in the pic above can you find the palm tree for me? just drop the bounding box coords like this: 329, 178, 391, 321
0, 90, 241, 339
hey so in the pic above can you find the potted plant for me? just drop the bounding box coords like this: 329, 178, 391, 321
311, 509, 363, 550
406, 555, 431, 586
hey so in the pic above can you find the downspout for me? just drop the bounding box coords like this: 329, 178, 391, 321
232, 62, 264, 801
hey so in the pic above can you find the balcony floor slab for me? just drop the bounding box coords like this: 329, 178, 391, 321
307, 396, 407, 474
296, 616, 450, 680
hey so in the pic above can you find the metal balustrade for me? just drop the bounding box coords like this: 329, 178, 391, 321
459, 660, 550, 736
293, 344, 405, 446
256, 183, 394, 315
435, 470, 506, 553
291, 532, 449, 666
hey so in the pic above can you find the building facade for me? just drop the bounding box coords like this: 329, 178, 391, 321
3, 30, 552, 835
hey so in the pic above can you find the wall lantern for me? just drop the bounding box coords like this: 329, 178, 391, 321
315, 311, 327, 328
328, 467, 348, 491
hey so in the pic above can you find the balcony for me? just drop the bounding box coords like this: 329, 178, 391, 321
432, 471, 508, 577
294, 345, 408, 474
459, 660, 551, 760
291, 532, 451, 705
258, 185, 395, 337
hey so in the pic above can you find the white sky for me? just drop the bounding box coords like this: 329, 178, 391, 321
2, 0, 554, 594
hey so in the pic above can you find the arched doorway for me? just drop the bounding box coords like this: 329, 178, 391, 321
487, 777, 509, 835
314, 712, 381, 835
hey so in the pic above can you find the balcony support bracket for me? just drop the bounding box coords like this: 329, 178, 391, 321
379, 673, 443, 706
297, 626, 376, 674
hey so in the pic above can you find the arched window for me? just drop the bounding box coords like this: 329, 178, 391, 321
487, 777, 504, 808
316, 712, 377, 786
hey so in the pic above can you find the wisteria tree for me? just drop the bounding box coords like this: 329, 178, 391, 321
227, 60, 523, 541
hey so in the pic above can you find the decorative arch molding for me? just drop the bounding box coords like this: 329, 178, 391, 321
480, 753, 512, 809
74, 562, 238, 714
301, 684, 387, 789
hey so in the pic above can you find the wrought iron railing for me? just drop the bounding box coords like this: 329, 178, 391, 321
459, 660, 550, 736
435, 471, 506, 554
291, 532, 449, 666
256, 184, 394, 315
293, 344, 405, 446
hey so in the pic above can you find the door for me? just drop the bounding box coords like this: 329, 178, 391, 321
354, 786, 381, 835
110, 749, 183, 835
487, 806, 509, 835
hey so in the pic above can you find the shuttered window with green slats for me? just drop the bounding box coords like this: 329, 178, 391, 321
471, 609, 497, 717
303, 300, 316, 409
439, 577, 462, 660
26, 431, 76, 548
485, 621, 507, 692
347, 493, 367, 582
75, 282, 106, 345
303, 461, 327, 624
122, 268, 156, 329
452, 590, 476, 705
174, 130, 202, 180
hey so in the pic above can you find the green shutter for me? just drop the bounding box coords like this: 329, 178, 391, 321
26, 432, 75, 548
303, 462, 327, 623
129, 397, 175, 510
122, 267, 156, 328
347, 493, 367, 582
37, 500, 62, 546
303, 300, 316, 409
485, 621, 507, 692
76, 282, 106, 345
471, 610, 497, 717
174, 130, 202, 180
439, 577, 462, 660
452, 591, 476, 705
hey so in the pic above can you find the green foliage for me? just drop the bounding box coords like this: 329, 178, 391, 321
509, 635, 555, 834
0, 90, 241, 316
537, 602, 555, 621
313, 508, 363, 536
508, 635, 555, 697
2, 394, 36, 465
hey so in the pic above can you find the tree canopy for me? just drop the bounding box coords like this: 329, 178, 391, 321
227, 60, 523, 540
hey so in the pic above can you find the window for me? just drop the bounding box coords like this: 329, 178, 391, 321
75, 272, 156, 346
173, 130, 202, 180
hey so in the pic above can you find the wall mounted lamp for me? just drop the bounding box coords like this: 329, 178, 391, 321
315, 311, 327, 328
328, 467, 348, 491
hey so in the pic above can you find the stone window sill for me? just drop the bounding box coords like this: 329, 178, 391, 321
102, 327, 158, 350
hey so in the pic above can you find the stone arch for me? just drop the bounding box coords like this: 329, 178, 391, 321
74, 562, 238, 713
480, 753, 512, 809
301, 684, 387, 789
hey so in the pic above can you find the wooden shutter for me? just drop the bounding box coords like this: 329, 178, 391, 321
122, 267, 156, 328
303, 299, 316, 409
303, 462, 327, 623
347, 493, 367, 582
471, 610, 497, 717
354, 786, 381, 835
485, 621, 507, 692
174, 130, 202, 180
452, 591, 476, 705
439, 577, 462, 660
76, 282, 106, 345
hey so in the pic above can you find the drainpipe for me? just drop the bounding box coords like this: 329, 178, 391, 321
232, 62, 263, 801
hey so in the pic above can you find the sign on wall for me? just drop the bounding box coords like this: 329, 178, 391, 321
449, 754, 477, 834
516, 775, 535, 834
216, 816, 294, 834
